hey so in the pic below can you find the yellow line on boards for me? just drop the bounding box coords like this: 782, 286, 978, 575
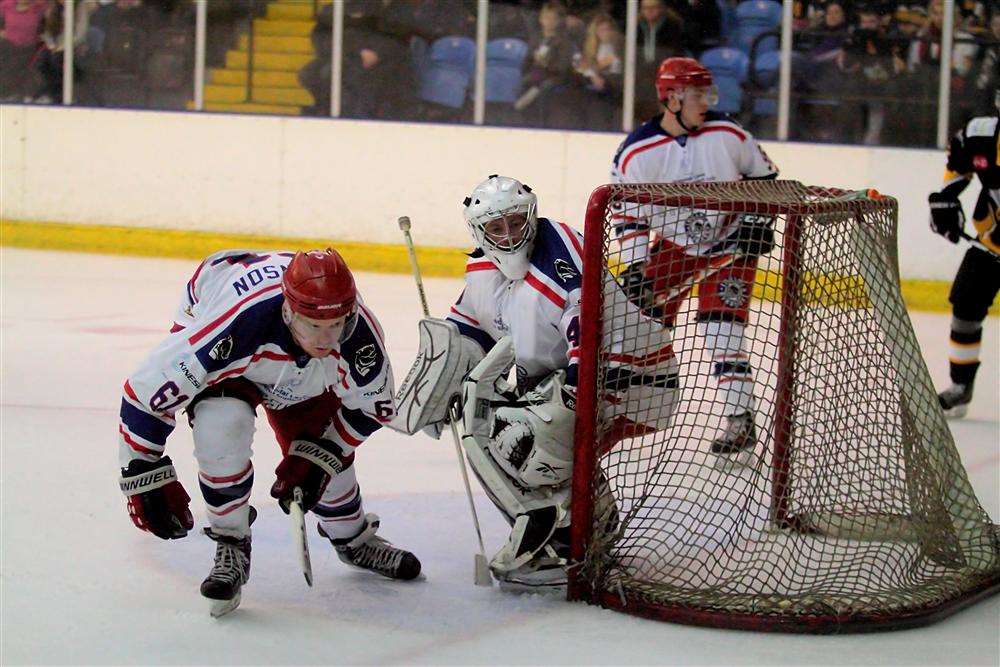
1, 219, 993, 315
0, 219, 470, 278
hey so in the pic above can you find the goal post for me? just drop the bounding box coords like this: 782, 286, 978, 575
568, 181, 1000, 633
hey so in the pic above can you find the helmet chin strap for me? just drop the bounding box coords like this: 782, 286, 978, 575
672, 97, 700, 133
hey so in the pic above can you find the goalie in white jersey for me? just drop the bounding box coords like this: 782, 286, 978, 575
610, 56, 779, 463
117, 248, 420, 617
391, 176, 676, 589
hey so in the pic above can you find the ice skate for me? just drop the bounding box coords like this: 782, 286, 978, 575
938, 383, 973, 419
201, 528, 252, 618
710, 411, 758, 469
318, 513, 421, 581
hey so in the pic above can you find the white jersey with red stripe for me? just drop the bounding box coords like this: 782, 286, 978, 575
610, 112, 779, 263
118, 249, 394, 467
447, 218, 585, 390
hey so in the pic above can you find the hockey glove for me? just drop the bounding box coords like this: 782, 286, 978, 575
730, 214, 776, 257
271, 438, 351, 514
619, 261, 658, 314
119, 456, 194, 540
928, 192, 964, 243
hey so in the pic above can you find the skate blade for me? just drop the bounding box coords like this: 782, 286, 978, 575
209, 591, 241, 618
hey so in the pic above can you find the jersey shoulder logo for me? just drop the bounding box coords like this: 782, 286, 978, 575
209, 335, 234, 361
553, 258, 578, 282
973, 155, 989, 170
355, 343, 378, 377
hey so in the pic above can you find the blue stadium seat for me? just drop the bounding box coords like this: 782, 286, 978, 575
485, 38, 529, 104
750, 49, 780, 116
418, 36, 476, 109
700, 47, 748, 114
735, 0, 781, 55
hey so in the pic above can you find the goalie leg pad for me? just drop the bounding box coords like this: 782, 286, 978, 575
489, 505, 567, 574
389, 318, 485, 435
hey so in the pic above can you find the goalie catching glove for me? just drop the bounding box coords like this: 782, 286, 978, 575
119, 455, 194, 540
488, 372, 576, 488
270, 438, 351, 513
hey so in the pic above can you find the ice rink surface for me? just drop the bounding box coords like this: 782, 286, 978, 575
2, 248, 998, 666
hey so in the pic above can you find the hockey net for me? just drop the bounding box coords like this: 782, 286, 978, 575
568, 180, 1000, 632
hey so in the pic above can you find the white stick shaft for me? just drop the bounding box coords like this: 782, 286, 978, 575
397, 216, 491, 561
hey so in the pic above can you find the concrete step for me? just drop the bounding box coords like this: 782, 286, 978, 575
225, 50, 312, 71
266, 3, 316, 21
209, 68, 301, 87
253, 18, 315, 37
237, 34, 313, 54
190, 100, 302, 115
205, 84, 314, 106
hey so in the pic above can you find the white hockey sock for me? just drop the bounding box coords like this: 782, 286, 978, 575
314, 465, 366, 540
701, 320, 757, 417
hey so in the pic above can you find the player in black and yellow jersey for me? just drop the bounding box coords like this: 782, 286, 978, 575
927, 88, 1000, 418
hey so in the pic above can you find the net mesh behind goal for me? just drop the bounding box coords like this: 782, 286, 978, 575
568, 181, 1000, 633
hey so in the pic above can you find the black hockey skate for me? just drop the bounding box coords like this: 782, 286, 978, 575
318, 513, 421, 581
201, 528, 252, 618
710, 411, 758, 469
938, 383, 973, 419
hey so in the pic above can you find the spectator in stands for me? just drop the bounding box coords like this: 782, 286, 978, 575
299, 1, 416, 119
634, 0, 684, 120
573, 11, 623, 130
970, 13, 1000, 115
671, 0, 722, 53
35, 0, 99, 103
840, 3, 904, 144
0, 0, 46, 101
515, 1, 580, 127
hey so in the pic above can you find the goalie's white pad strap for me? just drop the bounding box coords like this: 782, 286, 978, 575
388, 318, 485, 435
288, 439, 346, 478
119, 463, 178, 496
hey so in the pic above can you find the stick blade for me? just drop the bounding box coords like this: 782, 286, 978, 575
475, 554, 493, 587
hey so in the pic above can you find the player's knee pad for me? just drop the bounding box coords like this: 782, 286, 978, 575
191, 397, 256, 474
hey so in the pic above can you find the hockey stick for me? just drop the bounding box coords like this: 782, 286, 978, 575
398, 216, 493, 587
289, 487, 313, 587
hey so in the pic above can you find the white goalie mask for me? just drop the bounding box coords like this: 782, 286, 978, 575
463, 175, 539, 280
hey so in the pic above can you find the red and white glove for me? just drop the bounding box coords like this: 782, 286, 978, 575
119, 456, 194, 540
270, 439, 351, 514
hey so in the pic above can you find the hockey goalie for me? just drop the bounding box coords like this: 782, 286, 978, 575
390, 176, 677, 589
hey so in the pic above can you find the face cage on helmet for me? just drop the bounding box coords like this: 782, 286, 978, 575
472, 205, 537, 255
672, 85, 719, 108
283, 303, 358, 352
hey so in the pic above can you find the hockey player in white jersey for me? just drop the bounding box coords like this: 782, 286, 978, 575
610, 56, 779, 464
391, 176, 677, 590
117, 248, 420, 617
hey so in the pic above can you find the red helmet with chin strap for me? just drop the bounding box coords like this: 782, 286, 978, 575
655, 57, 713, 103
282, 248, 356, 320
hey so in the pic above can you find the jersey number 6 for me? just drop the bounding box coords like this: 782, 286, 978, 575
150, 381, 189, 414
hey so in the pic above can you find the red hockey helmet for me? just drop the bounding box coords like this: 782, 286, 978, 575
655, 57, 714, 103
282, 248, 356, 320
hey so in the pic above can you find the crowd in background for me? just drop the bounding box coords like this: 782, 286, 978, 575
0, 0, 997, 148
